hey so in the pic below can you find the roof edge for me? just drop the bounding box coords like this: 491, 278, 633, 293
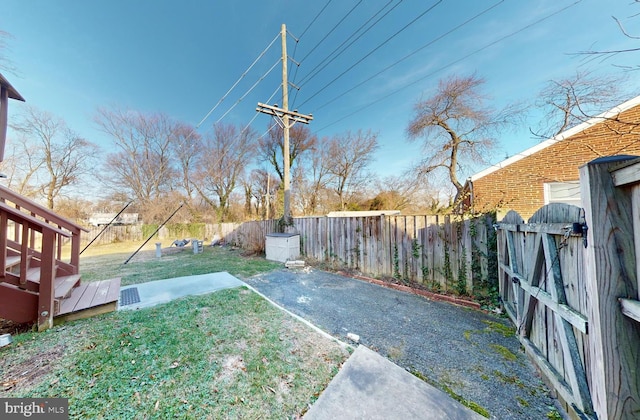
0, 72, 25, 102
470, 94, 640, 182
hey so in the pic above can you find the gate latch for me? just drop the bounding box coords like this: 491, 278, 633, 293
572, 222, 588, 248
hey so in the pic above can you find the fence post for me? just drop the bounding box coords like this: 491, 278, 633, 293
580, 156, 640, 419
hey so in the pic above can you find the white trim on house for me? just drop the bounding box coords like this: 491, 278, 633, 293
469, 94, 640, 182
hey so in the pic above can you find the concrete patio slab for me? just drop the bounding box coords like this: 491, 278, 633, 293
304, 345, 484, 419
118, 272, 244, 310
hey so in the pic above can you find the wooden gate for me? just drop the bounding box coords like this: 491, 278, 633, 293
497, 155, 640, 419
497, 203, 593, 416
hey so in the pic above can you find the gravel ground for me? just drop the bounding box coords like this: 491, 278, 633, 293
245, 268, 559, 420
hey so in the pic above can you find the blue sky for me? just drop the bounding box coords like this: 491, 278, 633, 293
2, 0, 640, 184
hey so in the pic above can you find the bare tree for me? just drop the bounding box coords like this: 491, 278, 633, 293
1, 136, 43, 197
192, 123, 256, 222
369, 172, 433, 212
170, 123, 200, 201
407, 74, 515, 203
533, 71, 627, 139
258, 124, 317, 182
250, 169, 280, 219
0, 30, 17, 75
294, 136, 332, 215
577, 2, 640, 70
326, 130, 379, 210
10, 106, 98, 209
95, 107, 180, 220
240, 173, 253, 219
54, 196, 94, 222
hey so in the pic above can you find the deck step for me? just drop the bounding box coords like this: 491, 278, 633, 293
55, 278, 121, 322
5, 255, 20, 270
54, 274, 81, 299
26, 267, 41, 282
25, 265, 60, 284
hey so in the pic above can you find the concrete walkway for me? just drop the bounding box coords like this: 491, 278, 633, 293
117, 272, 490, 418
118, 272, 244, 310
305, 345, 484, 419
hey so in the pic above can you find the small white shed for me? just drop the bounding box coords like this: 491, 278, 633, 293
265, 233, 300, 263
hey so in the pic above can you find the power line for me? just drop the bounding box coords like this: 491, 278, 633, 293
214, 59, 281, 125
298, 0, 333, 40
297, 0, 364, 65
291, 0, 400, 108
174, 31, 280, 151
295, 0, 400, 89
193, 32, 280, 131
297, 0, 444, 108
191, 85, 281, 188
289, 0, 334, 99
312, 0, 506, 113
314, 0, 584, 133
245, 86, 281, 138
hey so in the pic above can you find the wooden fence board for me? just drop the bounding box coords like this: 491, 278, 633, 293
582, 157, 640, 419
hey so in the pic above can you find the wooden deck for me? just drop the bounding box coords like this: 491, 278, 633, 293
54, 278, 121, 324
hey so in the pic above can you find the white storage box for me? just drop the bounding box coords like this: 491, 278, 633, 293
265, 233, 300, 262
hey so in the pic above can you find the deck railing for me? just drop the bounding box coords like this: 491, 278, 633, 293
0, 184, 86, 330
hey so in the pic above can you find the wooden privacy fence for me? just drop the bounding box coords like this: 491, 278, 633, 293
223, 219, 278, 252
233, 215, 496, 295
78, 215, 496, 295
496, 155, 640, 420
292, 214, 495, 295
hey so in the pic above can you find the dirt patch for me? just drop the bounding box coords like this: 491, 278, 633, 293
216, 355, 246, 382
1, 345, 65, 393
281, 318, 349, 366
0, 318, 33, 335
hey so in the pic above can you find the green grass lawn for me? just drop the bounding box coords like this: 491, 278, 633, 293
80, 243, 283, 286
1, 243, 350, 419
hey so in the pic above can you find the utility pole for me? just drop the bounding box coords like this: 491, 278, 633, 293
257, 23, 313, 226
265, 173, 270, 220
281, 23, 291, 226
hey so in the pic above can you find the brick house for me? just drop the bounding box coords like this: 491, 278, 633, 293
463, 95, 640, 219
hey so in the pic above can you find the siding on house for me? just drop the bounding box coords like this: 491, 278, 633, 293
468, 96, 640, 219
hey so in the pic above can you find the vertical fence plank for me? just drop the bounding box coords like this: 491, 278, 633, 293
432, 216, 444, 289
581, 156, 640, 419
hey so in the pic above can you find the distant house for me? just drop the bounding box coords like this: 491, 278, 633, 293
89, 213, 139, 226
463, 95, 640, 219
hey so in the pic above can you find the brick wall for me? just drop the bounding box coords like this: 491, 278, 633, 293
471, 104, 640, 219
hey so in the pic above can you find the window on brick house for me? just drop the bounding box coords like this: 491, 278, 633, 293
544, 181, 581, 207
